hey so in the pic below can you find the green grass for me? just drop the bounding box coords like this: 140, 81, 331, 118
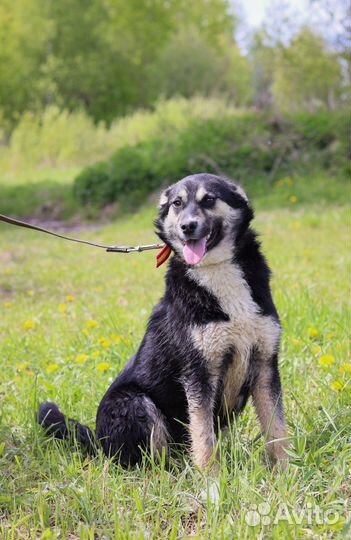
0, 169, 79, 219
0, 199, 350, 538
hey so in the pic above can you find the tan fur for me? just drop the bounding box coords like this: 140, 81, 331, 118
163, 205, 179, 236
207, 200, 239, 226
178, 188, 188, 203
189, 260, 281, 415
195, 186, 209, 201
159, 192, 169, 207
162, 187, 189, 250
187, 401, 218, 469
252, 372, 288, 465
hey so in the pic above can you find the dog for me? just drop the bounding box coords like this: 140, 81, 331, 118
38, 173, 287, 469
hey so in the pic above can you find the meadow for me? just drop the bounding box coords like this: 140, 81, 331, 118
0, 188, 350, 538
1, 1, 350, 536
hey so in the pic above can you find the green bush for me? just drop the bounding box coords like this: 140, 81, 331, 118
73, 110, 348, 209
0, 98, 238, 175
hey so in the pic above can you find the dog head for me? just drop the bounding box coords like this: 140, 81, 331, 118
156, 173, 253, 266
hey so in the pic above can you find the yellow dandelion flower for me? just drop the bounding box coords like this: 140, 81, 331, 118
97, 362, 110, 372
311, 345, 322, 355
330, 380, 343, 392
289, 195, 298, 204
3, 302, 12, 308
112, 335, 121, 345
292, 338, 302, 346
75, 354, 89, 364
58, 304, 68, 312
27, 290, 34, 297
340, 363, 351, 374
16, 362, 29, 371
319, 355, 335, 367
86, 320, 98, 329
98, 337, 111, 348
308, 326, 319, 339
91, 351, 101, 358
23, 320, 37, 331
47, 364, 59, 373
66, 295, 76, 302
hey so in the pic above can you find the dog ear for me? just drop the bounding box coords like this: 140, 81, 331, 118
158, 187, 172, 220
223, 180, 254, 236
222, 179, 249, 204
233, 184, 249, 204
159, 188, 169, 209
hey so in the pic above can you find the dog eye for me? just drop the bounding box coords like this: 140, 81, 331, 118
201, 195, 216, 208
172, 199, 182, 208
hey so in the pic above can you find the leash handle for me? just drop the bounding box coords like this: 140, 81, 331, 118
0, 213, 164, 253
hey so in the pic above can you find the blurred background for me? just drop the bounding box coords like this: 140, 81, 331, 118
0, 0, 349, 220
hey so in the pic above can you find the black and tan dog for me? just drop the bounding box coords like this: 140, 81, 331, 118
39, 173, 287, 469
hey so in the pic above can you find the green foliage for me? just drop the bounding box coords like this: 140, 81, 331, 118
0, 98, 237, 173
73, 110, 349, 208
250, 30, 277, 108
150, 29, 252, 105
1, 107, 108, 171
1, 0, 348, 131
273, 28, 344, 112
0, 0, 50, 129
0, 0, 237, 128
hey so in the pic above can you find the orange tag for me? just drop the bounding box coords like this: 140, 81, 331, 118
156, 245, 172, 268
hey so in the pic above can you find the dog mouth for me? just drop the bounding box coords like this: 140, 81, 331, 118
182, 232, 212, 265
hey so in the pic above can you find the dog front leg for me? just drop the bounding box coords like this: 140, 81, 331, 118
184, 379, 219, 470
251, 356, 288, 466
188, 400, 216, 469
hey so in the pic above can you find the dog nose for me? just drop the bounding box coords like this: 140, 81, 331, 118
181, 220, 198, 235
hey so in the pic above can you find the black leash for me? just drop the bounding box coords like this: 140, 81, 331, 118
0, 213, 164, 253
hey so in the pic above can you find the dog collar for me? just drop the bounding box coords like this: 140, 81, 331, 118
156, 245, 172, 268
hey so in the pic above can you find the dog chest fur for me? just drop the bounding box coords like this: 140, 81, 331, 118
188, 260, 281, 411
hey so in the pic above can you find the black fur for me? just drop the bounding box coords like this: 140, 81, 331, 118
38, 173, 286, 468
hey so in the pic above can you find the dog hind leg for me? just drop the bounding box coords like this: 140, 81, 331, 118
96, 390, 168, 467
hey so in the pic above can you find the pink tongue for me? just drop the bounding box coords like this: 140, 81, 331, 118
183, 238, 207, 265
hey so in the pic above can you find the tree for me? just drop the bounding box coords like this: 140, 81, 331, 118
0, 0, 238, 127
272, 28, 344, 112
249, 30, 276, 108
152, 28, 252, 105
308, 0, 351, 80
0, 0, 50, 129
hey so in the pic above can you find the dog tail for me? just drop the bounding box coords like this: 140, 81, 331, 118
37, 401, 96, 454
